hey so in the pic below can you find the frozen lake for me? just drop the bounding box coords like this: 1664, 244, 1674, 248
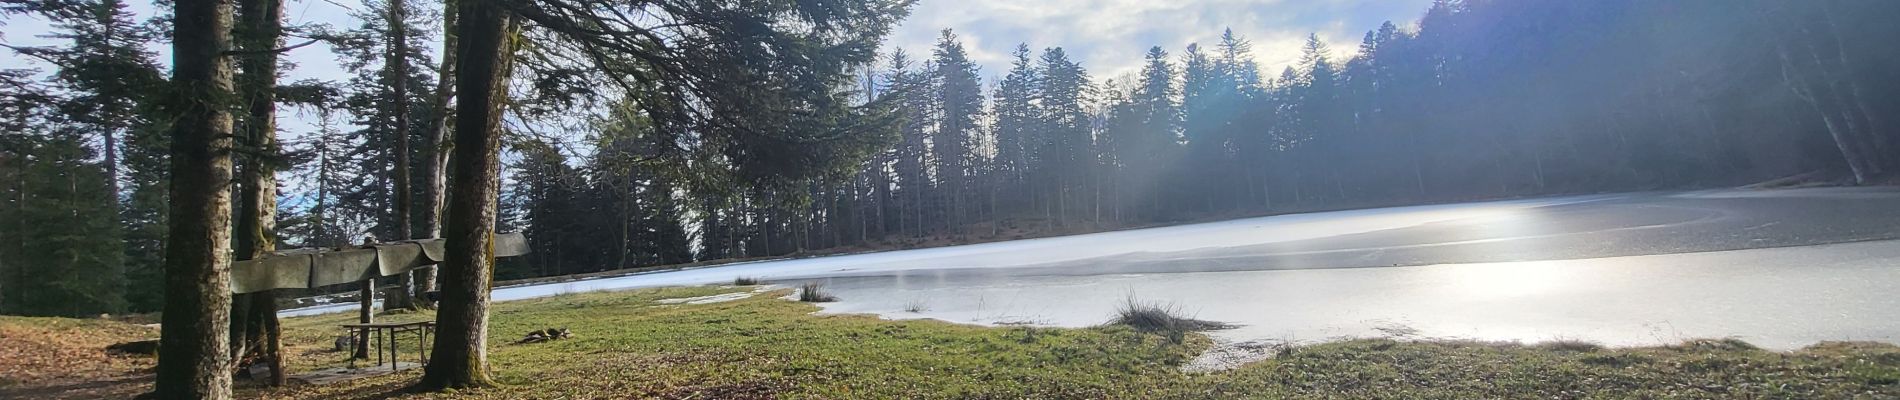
815, 240, 1900, 350
286, 187, 1900, 349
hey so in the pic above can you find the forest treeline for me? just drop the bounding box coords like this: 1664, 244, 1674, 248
4, 0, 1900, 319
511, 0, 1900, 278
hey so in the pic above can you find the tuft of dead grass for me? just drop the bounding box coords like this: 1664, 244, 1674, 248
1111, 296, 1231, 344
796, 282, 837, 303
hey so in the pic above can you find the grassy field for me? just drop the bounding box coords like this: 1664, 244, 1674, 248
4, 285, 1899, 399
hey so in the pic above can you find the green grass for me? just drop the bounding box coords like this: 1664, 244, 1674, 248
6, 286, 1899, 399
259, 286, 1201, 399
1172, 338, 1900, 399
250, 287, 1900, 399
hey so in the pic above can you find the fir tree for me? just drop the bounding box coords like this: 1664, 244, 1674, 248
929, 29, 982, 233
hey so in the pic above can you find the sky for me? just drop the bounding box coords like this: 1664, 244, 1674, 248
3, 0, 1437, 97
882, 0, 1436, 82
2, 0, 1435, 146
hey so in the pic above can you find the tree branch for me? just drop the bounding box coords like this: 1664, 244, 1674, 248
221, 38, 320, 56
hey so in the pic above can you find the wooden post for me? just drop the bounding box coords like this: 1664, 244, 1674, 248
354, 279, 372, 359
266, 314, 284, 386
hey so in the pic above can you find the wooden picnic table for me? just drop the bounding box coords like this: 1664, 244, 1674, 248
341, 321, 434, 371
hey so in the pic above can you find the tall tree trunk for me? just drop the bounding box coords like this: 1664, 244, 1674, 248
97, 2, 123, 207
420, 0, 514, 389
1410, 131, 1426, 199
387, 0, 417, 310
414, 0, 459, 308
854, 176, 867, 244
103, 131, 119, 203
150, 0, 236, 397
616, 181, 630, 268
1, 147, 18, 314
231, 0, 285, 386
313, 120, 331, 247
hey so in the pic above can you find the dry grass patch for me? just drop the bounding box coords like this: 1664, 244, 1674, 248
0, 316, 157, 398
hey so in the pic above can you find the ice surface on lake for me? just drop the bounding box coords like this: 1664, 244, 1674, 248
281, 188, 1900, 350
286, 194, 1613, 317
812, 239, 1900, 350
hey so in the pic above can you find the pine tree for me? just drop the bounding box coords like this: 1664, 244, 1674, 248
883, 50, 931, 236
1037, 47, 1093, 224
513, 140, 586, 277
384, 0, 419, 309
1121, 46, 1180, 219
413, 0, 460, 308
990, 44, 1040, 213
1177, 42, 1221, 212
27, 0, 165, 200
1095, 77, 1137, 222
281, 105, 363, 248
118, 96, 170, 312
582, 118, 698, 269
0, 133, 126, 317
929, 29, 982, 234
154, 0, 238, 396
10, 0, 166, 314
1180, 43, 1214, 145
1291, 33, 1349, 201
0, 113, 22, 314
329, 0, 436, 244
230, 0, 287, 384
422, 0, 517, 388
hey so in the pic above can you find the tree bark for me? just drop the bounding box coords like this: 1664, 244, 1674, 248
231, 0, 285, 386
414, 0, 460, 307
387, 0, 417, 310
150, 0, 236, 397
419, 0, 514, 389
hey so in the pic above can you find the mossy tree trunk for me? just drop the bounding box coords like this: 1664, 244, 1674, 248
420, 0, 515, 389
150, 0, 236, 397
231, 0, 285, 386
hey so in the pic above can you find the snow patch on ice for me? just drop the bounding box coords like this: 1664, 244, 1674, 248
655, 291, 757, 305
